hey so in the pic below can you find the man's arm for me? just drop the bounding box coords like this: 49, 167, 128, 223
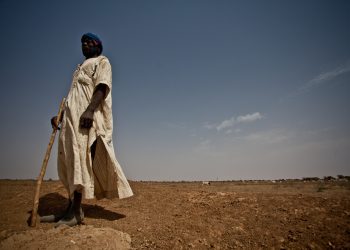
79, 84, 108, 129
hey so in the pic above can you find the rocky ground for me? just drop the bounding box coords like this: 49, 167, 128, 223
0, 179, 349, 249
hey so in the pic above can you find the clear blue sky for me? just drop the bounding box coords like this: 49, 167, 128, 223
0, 0, 349, 180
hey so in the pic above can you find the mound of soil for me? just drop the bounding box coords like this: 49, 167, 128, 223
0, 225, 131, 250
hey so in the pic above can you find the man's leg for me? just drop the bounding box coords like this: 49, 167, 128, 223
55, 190, 84, 227
40, 156, 73, 223
55, 140, 97, 227
91, 139, 97, 161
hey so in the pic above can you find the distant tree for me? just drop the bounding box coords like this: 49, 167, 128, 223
303, 177, 320, 181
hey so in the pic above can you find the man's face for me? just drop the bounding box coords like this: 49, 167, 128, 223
81, 38, 99, 58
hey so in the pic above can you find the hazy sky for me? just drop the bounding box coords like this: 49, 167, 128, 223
0, 0, 349, 181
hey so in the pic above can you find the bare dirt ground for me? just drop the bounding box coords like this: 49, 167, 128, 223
0, 179, 349, 249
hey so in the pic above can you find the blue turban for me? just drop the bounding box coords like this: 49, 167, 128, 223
81, 33, 103, 53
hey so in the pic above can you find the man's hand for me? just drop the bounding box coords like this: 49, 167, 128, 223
51, 116, 60, 130
79, 109, 94, 129
79, 84, 108, 129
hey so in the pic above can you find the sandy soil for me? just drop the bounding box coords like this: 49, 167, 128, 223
0, 179, 349, 249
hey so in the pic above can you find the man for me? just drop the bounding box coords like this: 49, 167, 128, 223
45, 33, 133, 227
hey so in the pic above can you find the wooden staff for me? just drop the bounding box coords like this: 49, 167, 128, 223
30, 98, 66, 227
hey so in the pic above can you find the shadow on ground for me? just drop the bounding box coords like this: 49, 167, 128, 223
36, 192, 125, 221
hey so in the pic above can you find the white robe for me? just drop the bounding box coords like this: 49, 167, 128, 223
57, 55, 133, 200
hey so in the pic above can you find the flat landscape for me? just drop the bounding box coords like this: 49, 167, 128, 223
0, 179, 349, 249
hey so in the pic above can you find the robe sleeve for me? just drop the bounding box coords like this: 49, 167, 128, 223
93, 57, 112, 97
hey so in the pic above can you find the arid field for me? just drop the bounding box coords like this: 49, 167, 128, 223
0, 179, 349, 249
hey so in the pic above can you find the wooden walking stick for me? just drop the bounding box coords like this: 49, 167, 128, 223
29, 98, 66, 227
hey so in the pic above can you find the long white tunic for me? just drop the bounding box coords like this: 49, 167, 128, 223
57, 55, 133, 199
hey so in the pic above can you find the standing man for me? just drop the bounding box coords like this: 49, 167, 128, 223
47, 33, 133, 226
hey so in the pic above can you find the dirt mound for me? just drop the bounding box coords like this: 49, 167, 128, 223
0, 225, 131, 250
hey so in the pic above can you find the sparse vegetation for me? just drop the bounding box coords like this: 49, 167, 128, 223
324, 176, 336, 181
302, 177, 320, 182
317, 185, 327, 192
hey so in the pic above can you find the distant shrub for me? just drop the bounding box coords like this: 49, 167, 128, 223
323, 176, 335, 181
302, 177, 320, 182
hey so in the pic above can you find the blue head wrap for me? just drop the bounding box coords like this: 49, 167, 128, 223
81, 33, 103, 54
